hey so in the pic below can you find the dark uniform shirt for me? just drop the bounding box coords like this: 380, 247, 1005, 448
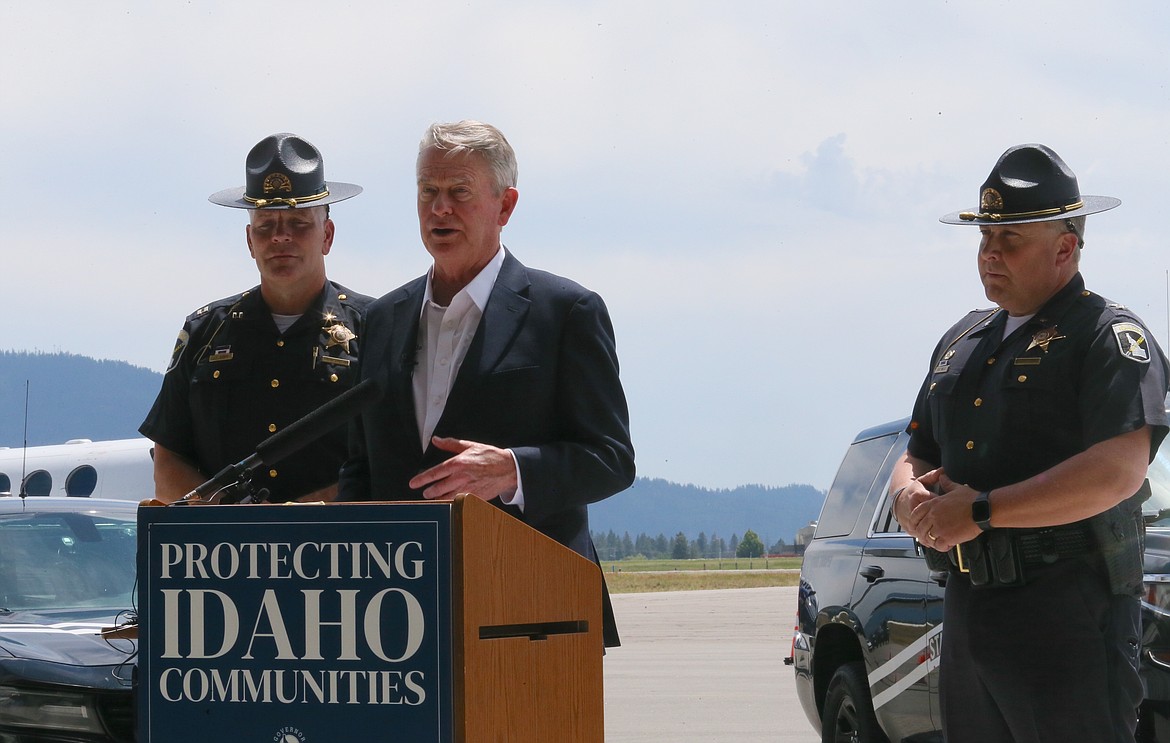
140, 281, 371, 503
908, 272, 1169, 488
907, 272, 1169, 743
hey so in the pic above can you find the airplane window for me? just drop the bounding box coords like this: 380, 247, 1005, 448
65, 465, 97, 497
22, 471, 52, 497
0, 474, 9, 494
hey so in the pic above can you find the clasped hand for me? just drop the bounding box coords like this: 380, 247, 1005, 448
899, 469, 981, 553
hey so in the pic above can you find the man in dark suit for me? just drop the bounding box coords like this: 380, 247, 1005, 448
338, 120, 634, 647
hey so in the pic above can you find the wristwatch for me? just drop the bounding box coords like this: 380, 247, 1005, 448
971, 490, 993, 531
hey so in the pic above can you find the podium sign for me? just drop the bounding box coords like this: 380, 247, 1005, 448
138, 503, 454, 742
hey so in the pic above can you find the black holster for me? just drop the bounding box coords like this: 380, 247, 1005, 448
1086, 479, 1148, 597
955, 531, 1027, 588
924, 544, 951, 571
923, 533, 1024, 585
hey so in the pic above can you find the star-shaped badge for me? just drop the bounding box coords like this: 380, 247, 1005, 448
324, 322, 357, 354
1026, 327, 1066, 354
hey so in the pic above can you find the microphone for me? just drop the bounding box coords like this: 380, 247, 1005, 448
173, 377, 383, 505
257, 377, 382, 464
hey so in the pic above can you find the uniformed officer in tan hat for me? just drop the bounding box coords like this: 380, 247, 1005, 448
140, 133, 371, 503
889, 143, 1170, 742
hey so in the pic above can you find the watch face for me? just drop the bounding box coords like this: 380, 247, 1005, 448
972, 497, 991, 522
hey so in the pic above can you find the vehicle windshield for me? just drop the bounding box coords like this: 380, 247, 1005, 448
0, 509, 137, 611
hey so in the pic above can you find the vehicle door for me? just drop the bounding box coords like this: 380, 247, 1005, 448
849, 431, 943, 742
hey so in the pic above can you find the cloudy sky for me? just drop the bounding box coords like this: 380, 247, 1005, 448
4, 1, 1170, 491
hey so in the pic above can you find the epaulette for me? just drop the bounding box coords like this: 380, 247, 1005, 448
188, 289, 254, 322
329, 283, 373, 311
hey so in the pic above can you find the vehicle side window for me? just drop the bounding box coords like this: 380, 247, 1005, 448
816, 433, 900, 538
871, 473, 905, 535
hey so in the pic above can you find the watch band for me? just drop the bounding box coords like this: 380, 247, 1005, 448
972, 490, 993, 531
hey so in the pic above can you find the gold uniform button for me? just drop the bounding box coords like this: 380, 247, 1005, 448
986, 357, 996, 365
276, 340, 285, 347
271, 379, 280, 388
338, 294, 348, 300
966, 441, 975, 450
1018, 375, 1028, 383
974, 398, 983, 407
330, 373, 339, 382
268, 469, 278, 478
268, 423, 277, 433
213, 370, 221, 379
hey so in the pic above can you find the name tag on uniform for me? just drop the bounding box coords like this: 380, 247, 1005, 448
209, 346, 234, 363
934, 348, 955, 374
1013, 357, 1042, 366
321, 355, 351, 367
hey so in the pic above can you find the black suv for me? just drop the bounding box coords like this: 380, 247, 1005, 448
788, 418, 1170, 743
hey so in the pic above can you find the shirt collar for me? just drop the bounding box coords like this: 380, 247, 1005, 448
422, 245, 507, 312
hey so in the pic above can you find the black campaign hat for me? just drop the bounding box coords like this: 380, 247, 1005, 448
940, 143, 1119, 225
208, 133, 362, 209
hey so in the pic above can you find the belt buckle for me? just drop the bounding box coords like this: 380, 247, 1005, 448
955, 543, 969, 573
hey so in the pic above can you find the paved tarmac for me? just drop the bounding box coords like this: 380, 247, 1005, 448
604, 585, 820, 742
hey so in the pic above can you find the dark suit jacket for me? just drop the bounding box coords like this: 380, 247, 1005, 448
339, 251, 635, 646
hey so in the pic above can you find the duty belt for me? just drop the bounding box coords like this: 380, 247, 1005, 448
1015, 524, 1096, 566
949, 523, 1096, 588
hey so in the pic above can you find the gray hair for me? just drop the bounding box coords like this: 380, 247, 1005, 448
1048, 216, 1087, 264
418, 120, 518, 194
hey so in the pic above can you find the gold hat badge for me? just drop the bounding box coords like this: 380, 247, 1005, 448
263, 173, 293, 194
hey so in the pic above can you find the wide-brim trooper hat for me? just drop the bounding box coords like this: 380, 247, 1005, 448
208, 133, 362, 209
939, 143, 1120, 225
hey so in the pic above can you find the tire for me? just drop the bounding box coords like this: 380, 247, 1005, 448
821, 661, 889, 743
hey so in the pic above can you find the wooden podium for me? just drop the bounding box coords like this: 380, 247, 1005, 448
450, 495, 604, 741
137, 495, 604, 743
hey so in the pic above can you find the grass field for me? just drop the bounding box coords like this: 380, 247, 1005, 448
599, 557, 803, 593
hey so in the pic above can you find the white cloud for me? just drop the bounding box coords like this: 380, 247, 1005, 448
5, 0, 1170, 487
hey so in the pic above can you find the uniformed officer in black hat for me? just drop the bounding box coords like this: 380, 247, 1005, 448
888, 143, 1170, 742
140, 133, 372, 503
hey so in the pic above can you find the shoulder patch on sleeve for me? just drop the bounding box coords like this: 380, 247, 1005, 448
165, 329, 190, 373
1112, 322, 1151, 363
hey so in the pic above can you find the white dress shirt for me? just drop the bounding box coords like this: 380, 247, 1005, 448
412, 247, 525, 509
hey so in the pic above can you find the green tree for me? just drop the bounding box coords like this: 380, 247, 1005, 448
737, 529, 764, 558
621, 531, 635, 558
671, 532, 690, 559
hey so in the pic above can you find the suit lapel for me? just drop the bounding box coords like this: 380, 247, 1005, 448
384, 278, 426, 444
436, 253, 531, 430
